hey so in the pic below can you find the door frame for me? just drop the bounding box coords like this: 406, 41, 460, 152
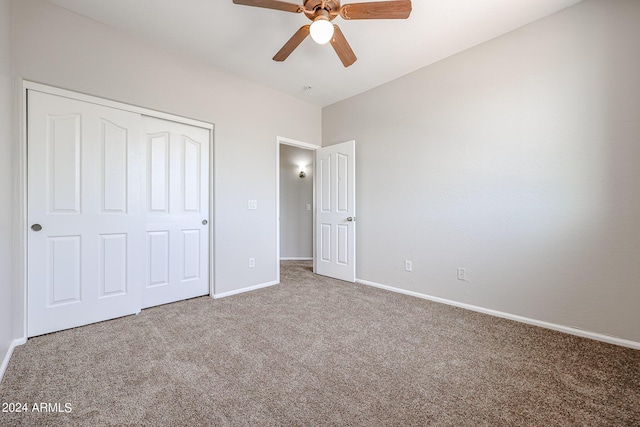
18, 81, 216, 339
276, 136, 320, 281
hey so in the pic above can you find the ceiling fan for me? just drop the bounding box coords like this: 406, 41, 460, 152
232, 0, 412, 67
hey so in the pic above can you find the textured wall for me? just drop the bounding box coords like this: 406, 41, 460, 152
323, 0, 640, 343
0, 0, 13, 367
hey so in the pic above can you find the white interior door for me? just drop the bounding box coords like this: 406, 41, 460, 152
315, 140, 356, 282
28, 91, 145, 337
142, 116, 210, 308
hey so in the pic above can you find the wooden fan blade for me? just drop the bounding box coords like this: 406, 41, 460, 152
273, 25, 310, 62
233, 0, 302, 13
340, 0, 412, 20
330, 25, 357, 67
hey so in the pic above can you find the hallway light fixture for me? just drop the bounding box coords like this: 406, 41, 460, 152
299, 164, 307, 178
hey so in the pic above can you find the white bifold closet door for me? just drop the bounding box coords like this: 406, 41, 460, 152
142, 117, 210, 309
27, 91, 211, 337
27, 91, 145, 337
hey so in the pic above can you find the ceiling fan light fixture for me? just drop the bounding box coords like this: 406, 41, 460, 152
310, 16, 334, 45
234, 0, 413, 67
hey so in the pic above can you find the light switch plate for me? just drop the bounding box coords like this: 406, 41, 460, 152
248, 200, 257, 210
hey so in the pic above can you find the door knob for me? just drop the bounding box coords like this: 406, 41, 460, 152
346, 217, 354, 222
202, 219, 208, 225
31, 224, 42, 232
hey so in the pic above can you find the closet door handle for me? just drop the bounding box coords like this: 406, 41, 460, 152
31, 224, 43, 232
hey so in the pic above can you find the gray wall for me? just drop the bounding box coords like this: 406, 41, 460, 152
10, 0, 321, 336
279, 145, 313, 259
0, 0, 13, 370
323, 0, 640, 343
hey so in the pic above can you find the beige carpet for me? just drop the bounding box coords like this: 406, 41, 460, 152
1, 261, 638, 426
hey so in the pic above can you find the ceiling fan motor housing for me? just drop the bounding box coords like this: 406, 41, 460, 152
304, 0, 341, 20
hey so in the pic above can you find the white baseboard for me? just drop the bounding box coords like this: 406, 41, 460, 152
280, 257, 313, 261
0, 338, 27, 384
213, 280, 279, 299
356, 278, 640, 350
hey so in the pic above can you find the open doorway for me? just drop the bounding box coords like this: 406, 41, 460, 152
279, 144, 314, 260
276, 137, 357, 283
276, 137, 320, 281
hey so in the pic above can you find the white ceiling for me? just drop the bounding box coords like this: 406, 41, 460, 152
45, 0, 583, 107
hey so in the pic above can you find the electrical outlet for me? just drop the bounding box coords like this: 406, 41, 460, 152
457, 268, 467, 281
249, 258, 255, 268
405, 260, 413, 272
